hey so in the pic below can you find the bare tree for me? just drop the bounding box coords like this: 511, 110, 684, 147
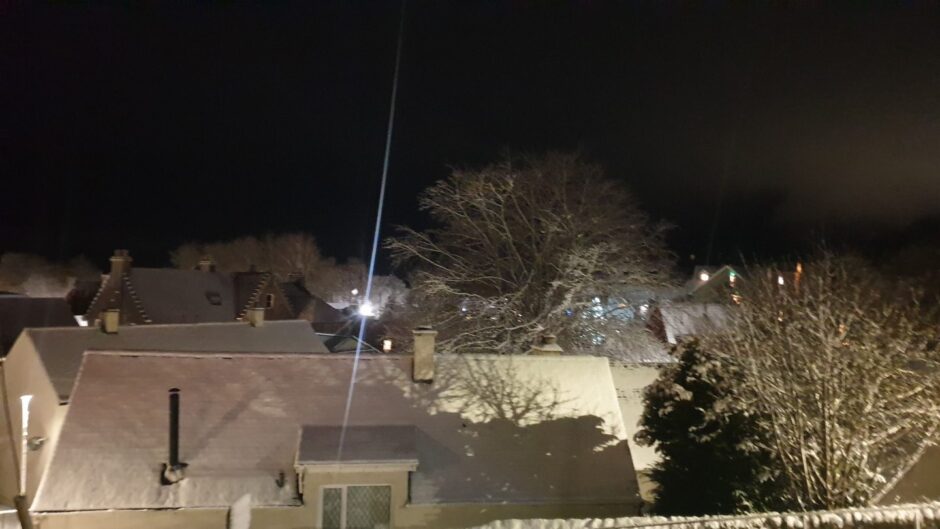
171, 233, 324, 278
386, 152, 671, 354
0, 253, 98, 297
708, 253, 940, 509
171, 233, 407, 310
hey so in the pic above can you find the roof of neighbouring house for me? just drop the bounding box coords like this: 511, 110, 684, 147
0, 296, 76, 356
278, 280, 347, 323
20, 320, 329, 402
126, 268, 238, 323
33, 352, 637, 511
882, 446, 940, 503
655, 302, 730, 345
317, 333, 381, 353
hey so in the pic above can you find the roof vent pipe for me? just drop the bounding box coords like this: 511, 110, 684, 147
161, 388, 187, 485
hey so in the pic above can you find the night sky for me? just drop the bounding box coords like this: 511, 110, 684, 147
3, 2, 939, 273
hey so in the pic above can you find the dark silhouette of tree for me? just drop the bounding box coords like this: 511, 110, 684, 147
636, 340, 785, 515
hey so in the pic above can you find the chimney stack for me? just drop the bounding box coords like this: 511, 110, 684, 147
161, 388, 187, 484
197, 256, 216, 272
412, 326, 437, 383
100, 309, 120, 334
110, 249, 132, 277
528, 334, 563, 356
246, 307, 265, 327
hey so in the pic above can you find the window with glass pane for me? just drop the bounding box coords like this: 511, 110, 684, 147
347, 486, 390, 529
321, 485, 391, 529
322, 488, 343, 529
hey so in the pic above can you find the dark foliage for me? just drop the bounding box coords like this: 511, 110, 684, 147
635, 340, 785, 515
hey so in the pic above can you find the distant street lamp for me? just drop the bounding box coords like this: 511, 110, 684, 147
359, 301, 375, 318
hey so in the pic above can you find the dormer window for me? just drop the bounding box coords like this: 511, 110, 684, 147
265, 294, 275, 308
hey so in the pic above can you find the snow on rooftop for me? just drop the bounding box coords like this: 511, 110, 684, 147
469, 502, 940, 529
23, 320, 328, 402
34, 352, 637, 511
298, 425, 418, 466
658, 303, 730, 345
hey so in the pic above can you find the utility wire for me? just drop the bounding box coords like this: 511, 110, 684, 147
337, 0, 406, 462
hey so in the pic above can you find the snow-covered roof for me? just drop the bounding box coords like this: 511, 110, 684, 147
298, 425, 418, 467
22, 320, 329, 402
469, 501, 940, 529
34, 352, 637, 511
656, 303, 730, 345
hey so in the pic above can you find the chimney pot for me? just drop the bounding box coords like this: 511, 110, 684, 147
101, 309, 120, 334
246, 307, 265, 327
110, 249, 132, 276
412, 326, 437, 382
197, 256, 216, 272
528, 334, 563, 356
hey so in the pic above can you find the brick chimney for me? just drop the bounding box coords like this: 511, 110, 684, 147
110, 249, 132, 277
246, 307, 265, 327
528, 334, 563, 356
197, 256, 216, 272
412, 326, 437, 383
101, 309, 120, 334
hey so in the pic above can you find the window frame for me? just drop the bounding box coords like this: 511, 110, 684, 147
319, 483, 392, 529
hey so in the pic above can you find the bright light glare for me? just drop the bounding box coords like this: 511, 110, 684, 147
699, 272, 710, 282
359, 301, 375, 317
777, 275, 785, 286
351, 288, 359, 296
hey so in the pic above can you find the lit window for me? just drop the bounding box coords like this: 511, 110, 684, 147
265, 294, 275, 308
777, 275, 785, 286
322, 485, 391, 529
382, 339, 392, 352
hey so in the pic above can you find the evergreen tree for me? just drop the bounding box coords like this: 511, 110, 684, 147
636, 340, 784, 515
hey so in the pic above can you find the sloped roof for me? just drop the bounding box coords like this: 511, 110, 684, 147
318, 333, 381, 353
279, 281, 347, 323
657, 303, 730, 344
34, 353, 637, 511
0, 296, 76, 355
298, 425, 418, 466
233, 272, 272, 318
603, 330, 674, 365
128, 269, 237, 323
22, 320, 329, 402
883, 446, 940, 503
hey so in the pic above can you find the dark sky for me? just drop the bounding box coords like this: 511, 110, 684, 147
3, 2, 939, 272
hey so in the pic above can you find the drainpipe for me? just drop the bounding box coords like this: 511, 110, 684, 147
15, 395, 34, 529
